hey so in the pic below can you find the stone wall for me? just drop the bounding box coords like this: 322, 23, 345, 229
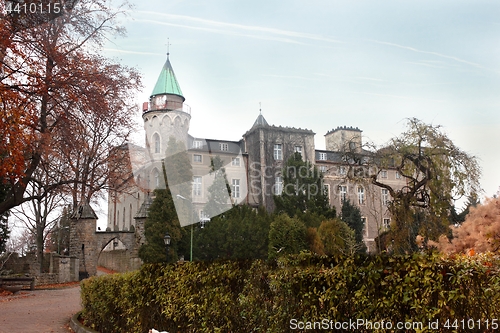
2, 252, 79, 285
98, 249, 134, 273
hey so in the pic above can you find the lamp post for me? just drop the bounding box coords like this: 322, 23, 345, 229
176, 194, 195, 261
175, 194, 211, 261
164, 232, 171, 263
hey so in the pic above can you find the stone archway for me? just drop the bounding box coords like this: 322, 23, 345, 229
96, 232, 141, 273
69, 203, 144, 277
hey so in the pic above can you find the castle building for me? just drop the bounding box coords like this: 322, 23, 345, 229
108, 55, 403, 252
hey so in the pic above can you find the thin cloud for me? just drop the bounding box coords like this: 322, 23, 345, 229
103, 48, 162, 56
135, 19, 305, 45
370, 40, 495, 73
134, 11, 343, 44
405, 61, 447, 69
345, 90, 446, 103
261, 74, 319, 81
355, 77, 386, 82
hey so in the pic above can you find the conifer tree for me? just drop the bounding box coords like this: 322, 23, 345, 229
268, 214, 307, 259
274, 152, 335, 221
193, 205, 271, 261
204, 156, 233, 218
340, 199, 366, 253
139, 137, 192, 263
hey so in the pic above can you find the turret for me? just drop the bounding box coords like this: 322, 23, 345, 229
324, 126, 363, 152
142, 54, 191, 157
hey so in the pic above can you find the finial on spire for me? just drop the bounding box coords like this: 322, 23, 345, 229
166, 38, 171, 58
259, 102, 262, 115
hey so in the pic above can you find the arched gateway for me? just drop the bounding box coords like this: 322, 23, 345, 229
69, 202, 146, 277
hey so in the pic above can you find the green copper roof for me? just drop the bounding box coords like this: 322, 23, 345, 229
151, 57, 183, 98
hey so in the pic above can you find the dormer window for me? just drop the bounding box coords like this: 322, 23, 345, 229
192, 140, 202, 149
219, 143, 228, 151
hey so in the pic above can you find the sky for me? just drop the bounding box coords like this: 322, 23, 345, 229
102, 0, 500, 206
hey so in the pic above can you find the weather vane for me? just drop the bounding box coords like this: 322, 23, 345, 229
166, 38, 171, 58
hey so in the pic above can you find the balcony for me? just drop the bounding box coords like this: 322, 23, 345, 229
143, 101, 191, 115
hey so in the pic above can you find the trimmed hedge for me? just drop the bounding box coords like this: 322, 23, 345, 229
81, 252, 500, 332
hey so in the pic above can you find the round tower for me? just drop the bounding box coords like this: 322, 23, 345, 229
142, 54, 191, 159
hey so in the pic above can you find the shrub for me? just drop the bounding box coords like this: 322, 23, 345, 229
81, 252, 500, 333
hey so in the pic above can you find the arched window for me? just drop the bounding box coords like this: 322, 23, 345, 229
153, 133, 160, 153
153, 169, 160, 188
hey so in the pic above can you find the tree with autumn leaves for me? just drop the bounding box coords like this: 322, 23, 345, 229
431, 197, 500, 254
0, 0, 142, 268
1, 0, 141, 213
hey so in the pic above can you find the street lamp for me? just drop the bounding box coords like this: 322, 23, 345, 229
176, 194, 195, 261
163, 232, 171, 262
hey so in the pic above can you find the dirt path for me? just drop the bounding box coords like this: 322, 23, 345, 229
0, 285, 81, 333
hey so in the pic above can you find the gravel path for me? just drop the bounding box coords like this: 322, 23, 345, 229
0, 286, 81, 333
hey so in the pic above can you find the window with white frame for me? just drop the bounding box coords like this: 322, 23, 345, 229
219, 143, 229, 151
358, 186, 365, 205
193, 154, 202, 163
381, 188, 389, 206
380, 170, 388, 178
192, 140, 203, 149
383, 218, 390, 229
339, 165, 347, 175
319, 165, 327, 173
395, 171, 401, 179
231, 157, 240, 166
339, 185, 347, 202
319, 152, 327, 161
275, 176, 283, 195
361, 217, 367, 235
232, 179, 240, 198
274, 144, 282, 160
294, 146, 302, 154
192, 176, 202, 196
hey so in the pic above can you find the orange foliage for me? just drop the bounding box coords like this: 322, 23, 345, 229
0, 1, 141, 213
432, 198, 500, 254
